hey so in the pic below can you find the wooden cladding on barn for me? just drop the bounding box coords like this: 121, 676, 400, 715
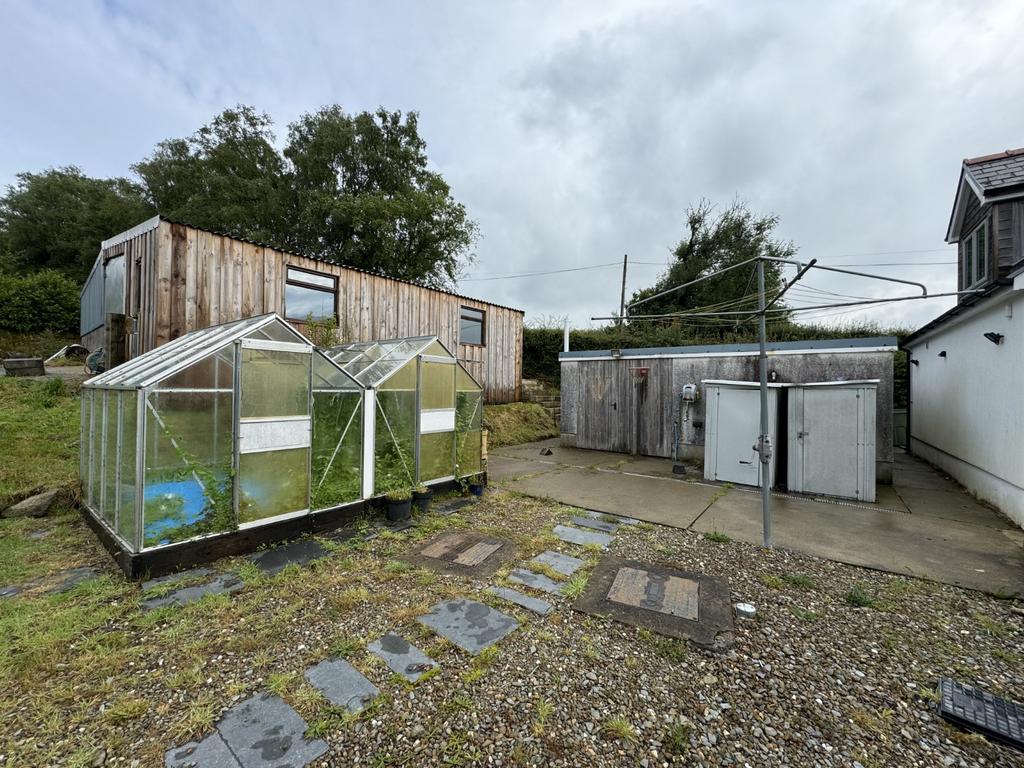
86, 218, 522, 403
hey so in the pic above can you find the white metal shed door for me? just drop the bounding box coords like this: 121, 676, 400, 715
705, 386, 776, 487
791, 387, 873, 501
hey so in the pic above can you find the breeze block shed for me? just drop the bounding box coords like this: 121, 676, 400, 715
79, 216, 523, 402
80, 313, 483, 577
559, 337, 897, 485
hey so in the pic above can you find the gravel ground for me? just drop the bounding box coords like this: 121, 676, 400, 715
1, 490, 1022, 767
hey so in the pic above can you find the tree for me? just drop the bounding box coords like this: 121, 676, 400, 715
132, 105, 286, 244
0, 167, 153, 282
627, 200, 795, 323
283, 106, 477, 288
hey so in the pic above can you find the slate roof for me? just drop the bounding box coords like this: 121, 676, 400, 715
964, 148, 1024, 195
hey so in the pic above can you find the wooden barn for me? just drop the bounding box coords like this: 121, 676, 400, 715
79, 216, 523, 402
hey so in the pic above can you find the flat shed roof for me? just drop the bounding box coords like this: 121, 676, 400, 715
559, 336, 898, 362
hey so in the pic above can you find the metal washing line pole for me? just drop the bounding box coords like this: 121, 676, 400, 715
594, 256, 984, 549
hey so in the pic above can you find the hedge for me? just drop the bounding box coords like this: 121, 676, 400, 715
0, 270, 80, 333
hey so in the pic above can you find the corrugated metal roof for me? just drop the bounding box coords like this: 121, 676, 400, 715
559, 336, 898, 361
97, 215, 524, 315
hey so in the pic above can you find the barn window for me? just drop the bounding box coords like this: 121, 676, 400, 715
460, 306, 485, 346
285, 266, 337, 322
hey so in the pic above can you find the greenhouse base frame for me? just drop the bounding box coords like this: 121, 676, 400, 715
86, 474, 485, 580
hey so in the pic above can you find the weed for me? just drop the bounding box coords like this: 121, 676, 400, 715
637, 627, 687, 662
782, 572, 816, 590
663, 721, 693, 755
845, 583, 876, 608
761, 574, 785, 589
524, 560, 565, 582
330, 635, 364, 658
563, 571, 590, 599
334, 586, 372, 611
704, 530, 731, 543
972, 612, 1010, 637
532, 698, 554, 735
266, 671, 296, 698
789, 605, 820, 622
601, 716, 638, 742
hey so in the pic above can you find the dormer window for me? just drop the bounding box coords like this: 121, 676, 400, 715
962, 221, 988, 288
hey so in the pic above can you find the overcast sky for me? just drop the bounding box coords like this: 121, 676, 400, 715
3, 0, 1023, 330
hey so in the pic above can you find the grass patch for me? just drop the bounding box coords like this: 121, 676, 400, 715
600, 715, 638, 742
789, 605, 820, 622
532, 698, 554, 736
973, 612, 1010, 638
663, 721, 693, 755
760, 574, 785, 589
637, 627, 687, 662
562, 571, 590, 599
483, 402, 558, 447
704, 530, 731, 543
782, 572, 816, 590
0, 377, 81, 502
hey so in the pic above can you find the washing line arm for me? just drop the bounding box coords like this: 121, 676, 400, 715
759, 256, 928, 296
625, 257, 760, 312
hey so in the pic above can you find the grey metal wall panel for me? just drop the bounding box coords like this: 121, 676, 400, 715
80, 257, 105, 336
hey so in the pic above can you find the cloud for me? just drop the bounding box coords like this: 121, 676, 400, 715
2, 0, 1023, 330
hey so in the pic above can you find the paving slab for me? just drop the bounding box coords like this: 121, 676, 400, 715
528, 550, 585, 577
418, 598, 519, 654
434, 497, 479, 515
403, 531, 516, 578
696, 488, 1024, 597
553, 524, 613, 549
487, 586, 553, 615
507, 568, 564, 595
570, 515, 618, 533
304, 658, 380, 713
249, 538, 329, 575
142, 572, 244, 612
0, 585, 22, 599
574, 557, 734, 651
491, 439, 627, 469
143, 567, 213, 592
895, 485, 1013, 528
166, 731, 239, 768
508, 467, 718, 528
367, 632, 438, 682
213, 692, 326, 768
47, 566, 99, 594
487, 455, 561, 483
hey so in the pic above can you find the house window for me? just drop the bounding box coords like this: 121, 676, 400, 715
460, 306, 485, 346
962, 221, 988, 288
285, 266, 337, 322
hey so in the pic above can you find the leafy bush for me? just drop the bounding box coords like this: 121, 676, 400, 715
0, 270, 79, 333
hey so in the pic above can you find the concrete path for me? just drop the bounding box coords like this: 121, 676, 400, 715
491, 439, 1024, 597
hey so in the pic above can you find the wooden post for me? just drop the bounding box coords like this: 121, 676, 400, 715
618, 254, 628, 326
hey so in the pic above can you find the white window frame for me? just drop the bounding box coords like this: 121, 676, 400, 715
962, 220, 988, 288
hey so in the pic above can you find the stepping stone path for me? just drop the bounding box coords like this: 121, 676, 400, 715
0, 566, 100, 600
487, 586, 552, 615
249, 538, 329, 575
305, 658, 380, 713
508, 568, 564, 595
368, 632, 438, 682
418, 598, 519, 655
570, 515, 619, 533
142, 570, 244, 612
166, 692, 326, 768
528, 550, 585, 577
553, 524, 613, 549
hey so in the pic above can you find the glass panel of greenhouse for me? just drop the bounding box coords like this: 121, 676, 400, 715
326, 335, 485, 495
81, 314, 364, 554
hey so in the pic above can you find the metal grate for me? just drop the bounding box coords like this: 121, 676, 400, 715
938, 678, 1024, 751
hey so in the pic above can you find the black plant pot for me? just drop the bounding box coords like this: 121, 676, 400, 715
468, 482, 485, 497
386, 498, 412, 522
412, 488, 433, 514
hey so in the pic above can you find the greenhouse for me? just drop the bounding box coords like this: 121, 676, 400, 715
79, 314, 484, 566
325, 335, 484, 495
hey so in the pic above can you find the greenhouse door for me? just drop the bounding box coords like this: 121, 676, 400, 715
235, 338, 313, 527
418, 356, 457, 483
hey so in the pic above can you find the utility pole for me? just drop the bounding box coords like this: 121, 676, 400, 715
618, 254, 629, 326
757, 258, 773, 548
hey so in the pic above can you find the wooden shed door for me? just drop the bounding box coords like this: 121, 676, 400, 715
577, 361, 633, 453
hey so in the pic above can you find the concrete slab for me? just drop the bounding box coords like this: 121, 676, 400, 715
215, 692, 327, 767
507, 467, 717, 528
584, 510, 641, 526
695, 490, 1024, 597
614, 456, 696, 480
570, 515, 618, 533
896, 486, 1013, 528
48, 567, 99, 594
417, 598, 519, 655
492, 439, 627, 469
367, 632, 438, 682
487, 586, 553, 615
166, 731, 239, 768
403, 531, 516, 578
528, 550, 585, 577
249, 538, 329, 575
553, 524, 613, 549
142, 572, 244, 612
304, 659, 380, 713
574, 557, 734, 651
487, 455, 560, 482
507, 568, 564, 595
143, 567, 214, 592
